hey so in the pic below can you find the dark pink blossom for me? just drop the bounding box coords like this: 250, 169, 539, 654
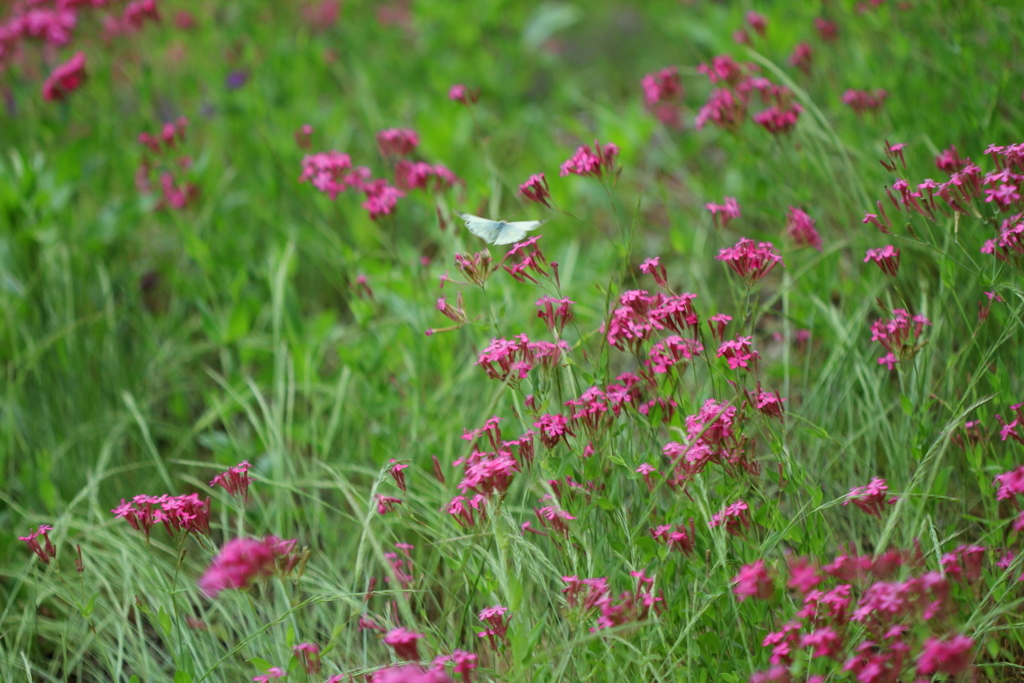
864, 245, 900, 276
789, 42, 813, 74
917, 635, 974, 676
734, 560, 773, 601
384, 627, 425, 661
842, 88, 888, 115
814, 17, 838, 41
710, 499, 751, 536
19, 524, 57, 565
210, 461, 252, 501
560, 140, 619, 179
784, 207, 822, 251
42, 51, 86, 102
518, 173, 551, 207
745, 11, 767, 35
843, 477, 893, 518
716, 336, 759, 370
706, 197, 741, 228
639, 256, 668, 288
198, 536, 297, 597
376, 128, 419, 157
293, 642, 321, 674
716, 238, 783, 284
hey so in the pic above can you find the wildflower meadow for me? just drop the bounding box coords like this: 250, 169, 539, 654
4, 1, 1024, 682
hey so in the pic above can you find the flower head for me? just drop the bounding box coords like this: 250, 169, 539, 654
199, 536, 297, 597
42, 51, 87, 102
560, 141, 619, 179
518, 173, 551, 207
376, 128, 419, 157
715, 238, 783, 284
384, 627, 425, 661
784, 207, 822, 251
210, 461, 252, 501
734, 560, 773, 601
19, 525, 57, 565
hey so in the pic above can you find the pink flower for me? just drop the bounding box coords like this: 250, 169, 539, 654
641, 66, 683, 105
733, 560, 773, 601
389, 460, 409, 492
710, 500, 751, 536
560, 141, 619, 179
843, 477, 893, 518
518, 173, 551, 207
864, 245, 900, 276
395, 161, 459, 192
870, 308, 930, 364
784, 207, 822, 251
917, 634, 974, 676
299, 151, 355, 199
707, 313, 732, 342
292, 642, 320, 674
477, 604, 510, 649
745, 11, 767, 35
754, 386, 785, 420
716, 336, 759, 370
935, 145, 964, 173
814, 17, 838, 41
42, 51, 87, 102
210, 461, 252, 501
800, 627, 841, 659
123, 0, 160, 31
715, 238, 783, 284
112, 494, 211, 538
376, 128, 419, 157
706, 197, 741, 228
639, 256, 668, 288
301, 0, 340, 31
448, 84, 478, 104
995, 465, 1024, 500
789, 42, 813, 74
19, 524, 57, 565
199, 536, 296, 597
377, 494, 403, 514
252, 667, 286, 682
372, 665, 452, 683
384, 627, 425, 661
295, 123, 313, 149
696, 88, 746, 131
786, 556, 822, 594
533, 413, 575, 448
362, 180, 405, 220
535, 296, 574, 333
842, 88, 887, 115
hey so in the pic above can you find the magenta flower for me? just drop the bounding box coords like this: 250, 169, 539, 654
917, 634, 974, 676
559, 140, 619, 179
123, 0, 160, 30
112, 494, 211, 538
641, 66, 683, 106
19, 524, 57, 565
709, 500, 751, 536
647, 335, 703, 375
372, 665, 452, 683
384, 627, 425, 661
377, 494, 403, 514
695, 88, 746, 131
786, 556, 822, 594
754, 386, 785, 420
252, 667, 286, 682
535, 296, 574, 333
733, 560, 773, 601
534, 506, 577, 538
789, 42, 813, 74
395, 161, 459, 192
705, 197, 741, 228
745, 11, 767, 35
814, 17, 838, 41
199, 536, 297, 597
298, 151, 355, 199
935, 145, 964, 172
651, 520, 696, 554
753, 102, 803, 136
210, 460, 252, 501
518, 173, 551, 207
716, 336, 759, 370
292, 642, 321, 674
376, 128, 419, 157
635, 257, 667, 289
716, 238, 783, 284
294, 123, 313, 149
843, 476, 893, 518
995, 465, 1024, 500
362, 179, 405, 220
477, 604, 510, 649
448, 84, 478, 104
42, 51, 86, 102
842, 88, 888, 115
870, 308, 930, 366
784, 207, 822, 251
533, 413, 575, 448
389, 460, 409, 492
864, 245, 900, 276
707, 313, 731, 342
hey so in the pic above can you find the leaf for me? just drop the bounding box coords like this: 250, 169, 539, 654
173, 672, 193, 683
157, 606, 172, 637
248, 657, 274, 673
81, 592, 99, 619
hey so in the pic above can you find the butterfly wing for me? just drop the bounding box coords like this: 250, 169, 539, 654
458, 213, 503, 244
492, 220, 545, 245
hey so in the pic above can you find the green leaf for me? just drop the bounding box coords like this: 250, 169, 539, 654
173, 672, 193, 683
157, 606, 172, 637
248, 657, 274, 673
81, 592, 99, 619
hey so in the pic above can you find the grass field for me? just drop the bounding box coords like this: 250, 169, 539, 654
3, 1, 1024, 681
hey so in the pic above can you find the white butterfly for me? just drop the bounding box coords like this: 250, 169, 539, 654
458, 213, 545, 245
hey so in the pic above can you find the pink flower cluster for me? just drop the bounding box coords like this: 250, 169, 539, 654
784, 207, 822, 251
111, 493, 211, 538
300, 127, 457, 220
743, 544, 978, 682
210, 460, 252, 501
842, 88, 888, 115
863, 245, 900, 276
709, 499, 751, 536
870, 308, 931, 370
715, 238, 784, 284
19, 524, 57, 565
198, 535, 299, 597
135, 117, 199, 210
560, 140, 619, 179
706, 196, 741, 228
650, 520, 696, 554
502, 236, 549, 284
475, 333, 566, 383
605, 289, 699, 352
662, 398, 754, 487
641, 66, 685, 127
518, 173, 551, 207
561, 573, 663, 632
695, 55, 802, 136
843, 477, 895, 518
